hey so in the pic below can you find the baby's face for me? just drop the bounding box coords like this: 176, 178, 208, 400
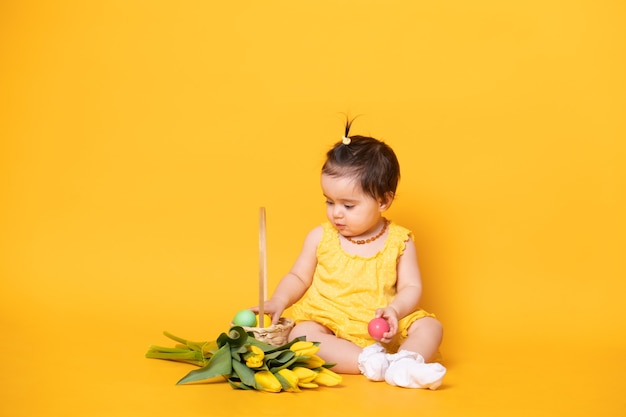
321, 174, 386, 239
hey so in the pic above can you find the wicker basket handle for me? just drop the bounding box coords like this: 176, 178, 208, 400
258, 207, 268, 328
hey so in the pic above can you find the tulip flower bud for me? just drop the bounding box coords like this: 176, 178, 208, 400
244, 345, 265, 368
254, 370, 282, 393
292, 366, 319, 388
313, 367, 342, 386
301, 354, 326, 368
290, 341, 320, 357
277, 369, 301, 392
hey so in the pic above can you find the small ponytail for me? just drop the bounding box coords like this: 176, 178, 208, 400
342, 115, 361, 145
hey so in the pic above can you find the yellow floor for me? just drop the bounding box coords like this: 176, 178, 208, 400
1, 310, 623, 417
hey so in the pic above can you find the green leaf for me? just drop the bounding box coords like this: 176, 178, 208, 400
245, 337, 277, 353
231, 360, 257, 388
264, 350, 295, 362
228, 379, 255, 390
274, 372, 292, 391
231, 346, 242, 362
217, 327, 248, 348
279, 335, 307, 348
176, 343, 232, 385
265, 351, 296, 372
269, 356, 297, 373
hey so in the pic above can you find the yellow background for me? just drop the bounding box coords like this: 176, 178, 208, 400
1, 1, 625, 416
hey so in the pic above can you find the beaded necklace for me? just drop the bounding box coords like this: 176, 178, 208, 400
345, 219, 389, 245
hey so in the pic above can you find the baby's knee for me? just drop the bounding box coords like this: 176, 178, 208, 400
288, 323, 307, 339
409, 316, 443, 340
288, 320, 331, 339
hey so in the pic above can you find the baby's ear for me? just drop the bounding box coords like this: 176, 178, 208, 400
379, 192, 395, 210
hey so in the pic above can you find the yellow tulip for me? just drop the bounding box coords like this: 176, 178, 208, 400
301, 354, 326, 368
292, 366, 319, 388
277, 369, 301, 392
254, 370, 282, 393
313, 367, 342, 386
245, 345, 265, 368
289, 341, 320, 357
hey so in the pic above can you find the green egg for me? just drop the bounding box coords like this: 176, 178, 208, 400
233, 309, 256, 327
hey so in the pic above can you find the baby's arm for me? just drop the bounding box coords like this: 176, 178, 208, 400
376, 238, 423, 341
253, 226, 322, 324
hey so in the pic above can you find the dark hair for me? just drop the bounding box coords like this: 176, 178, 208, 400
322, 125, 401, 203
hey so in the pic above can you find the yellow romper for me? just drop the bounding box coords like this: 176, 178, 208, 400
289, 221, 436, 352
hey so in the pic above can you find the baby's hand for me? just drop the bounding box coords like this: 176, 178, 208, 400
374, 307, 399, 343
251, 298, 287, 325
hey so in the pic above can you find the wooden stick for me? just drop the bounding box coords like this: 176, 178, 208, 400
258, 207, 268, 328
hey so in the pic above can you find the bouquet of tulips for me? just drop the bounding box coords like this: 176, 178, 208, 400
146, 326, 342, 392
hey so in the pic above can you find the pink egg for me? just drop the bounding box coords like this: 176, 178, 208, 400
368, 318, 390, 340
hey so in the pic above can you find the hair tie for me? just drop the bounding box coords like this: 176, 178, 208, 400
342, 136, 351, 145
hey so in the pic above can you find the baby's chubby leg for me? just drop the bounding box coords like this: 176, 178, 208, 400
288, 321, 363, 374
398, 316, 444, 362
288, 319, 446, 389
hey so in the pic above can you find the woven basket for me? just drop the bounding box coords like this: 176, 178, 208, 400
238, 318, 294, 346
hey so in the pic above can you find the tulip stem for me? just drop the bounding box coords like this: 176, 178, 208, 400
163, 331, 207, 352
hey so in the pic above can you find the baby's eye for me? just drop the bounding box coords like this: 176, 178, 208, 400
325, 200, 334, 206
344, 205, 354, 209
